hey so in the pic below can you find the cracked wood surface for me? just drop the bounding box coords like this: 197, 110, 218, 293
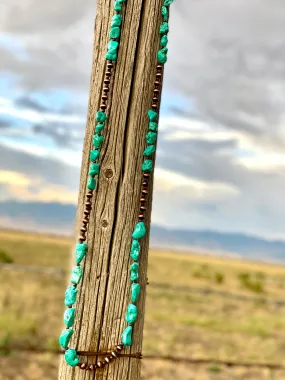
58, 0, 165, 379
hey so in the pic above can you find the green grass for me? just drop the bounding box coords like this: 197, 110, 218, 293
2, 229, 285, 379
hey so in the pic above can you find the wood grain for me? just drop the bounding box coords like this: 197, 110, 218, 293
58, 0, 164, 379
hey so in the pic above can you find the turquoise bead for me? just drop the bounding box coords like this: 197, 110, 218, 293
64, 308, 75, 327
114, 1, 122, 11
111, 14, 122, 27
87, 176, 96, 190
148, 109, 158, 121
142, 159, 153, 172
130, 262, 139, 281
160, 35, 168, 48
90, 149, 100, 161
164, 0, 175, 5
131, 283, 141, 302
122, 326, 133, 346
89, 162, 100, 176
160, 22, 169, 35
132, 221, 147, 239
96, 111, 107, 123
106, 40, 119, 61
130, 239, 140, 260
125, 304, 138, 324
59, 328, 73, 349
65, 348, 79, 367
96, 123, 104, 133
106, 51, 117, 61
93, 134, 104, 148
75, 242, 87, 264
71, 266, 83, 285
143, 145, 155, 156
146, 131, 157, 144
158, 48, 167, 64
65, 285, 78, 307
162, 6, 168, 20
110, 26, 121, 39
149, 122, 158, 131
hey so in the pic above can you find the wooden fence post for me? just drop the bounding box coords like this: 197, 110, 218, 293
58, 0, 165, 379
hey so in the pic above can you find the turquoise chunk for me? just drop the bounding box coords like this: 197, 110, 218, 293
89, 162, 100, 176
122, 326, 133, 346
164, 0, 175, 5
87, 176, 96, 190
59, 328, 73, 349
71, 266, 83, 285
161, 35, 168, 48
106, 40, 119, 61
130, 262, 139, 281
130, 239, 140, 260
90, 149, 100, 161
148, 109, 158, 122
131, 283, 141, 302
118, 0, 127, 2
64, 308, 75, 328
160, 22, 169, 35
64, 286, 78, 307
96, 111, 107, 123
114, 1, 122, 11
149, 122, 158, 131
158, 48, 167, 64
75, 242, 87, 264
125, 304, 138, 324
110, 26, 121, 39
132, 221, 147, 239
146, 131, 157, 144
65, 348, 79, 367
142, 159, 153, 172
93, 134, 104, 148
143, 145, 155, 156
111, 14, 122, 27
95, 123, 104, 133
162, 6, 168, 20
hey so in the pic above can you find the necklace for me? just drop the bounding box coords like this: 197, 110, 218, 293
59, 0, 175, 371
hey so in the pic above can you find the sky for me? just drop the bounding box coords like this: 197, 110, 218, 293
1, 0, 285, 239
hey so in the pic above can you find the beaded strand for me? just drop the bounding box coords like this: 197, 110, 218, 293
59, 0, 175, 371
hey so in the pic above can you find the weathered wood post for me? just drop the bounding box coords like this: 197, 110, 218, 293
58, 0, 165, 379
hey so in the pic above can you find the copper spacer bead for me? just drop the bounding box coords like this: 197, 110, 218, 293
143, 172, 150, 178
82, 218, 89, 224
80, 363, 87, 370
142, 180, 148, 187
111, 351, 118, 358
100, 104, 107, 110
140, 197, 146, 203
156, 72, 162, 78
142, 189, 148, 195
152, 103, 158, 109
85, 201, 92, 208
116, 344, 124, 352
157, 64, 163, 70
138, 214, 144, 221
86, 194, 93, 199
152, 97, 159, 102
107, 61, 114, 68
154, 80, 161, 86
102, 94, 108, 101
103, 87, 110, 93
80, 226, 87, 233
154, 88, 160, 94
79, 236, 86, 242
104, 79, 110, 85
97, 361, 104, 368
89, 364, 95, 371
84, 209, 90, 216
104, 357, 110, 364
140, 206, 146, 211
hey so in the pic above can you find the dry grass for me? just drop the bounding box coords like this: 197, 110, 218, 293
1, 230, 285, 379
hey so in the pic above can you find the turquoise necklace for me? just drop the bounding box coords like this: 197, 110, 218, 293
59, 0, 175, 371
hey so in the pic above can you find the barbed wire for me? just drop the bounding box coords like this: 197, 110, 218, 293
1, 345, 285, 370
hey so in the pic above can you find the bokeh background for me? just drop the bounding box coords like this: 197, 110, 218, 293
2, 1, 285, 379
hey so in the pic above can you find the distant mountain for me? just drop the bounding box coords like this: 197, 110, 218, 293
1, 200, 285, 262
150, 225, 285, 262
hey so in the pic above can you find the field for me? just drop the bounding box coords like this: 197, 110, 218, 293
1, 229, 285, 379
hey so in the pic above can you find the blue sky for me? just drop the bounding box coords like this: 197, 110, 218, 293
1, 0, 285, 239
